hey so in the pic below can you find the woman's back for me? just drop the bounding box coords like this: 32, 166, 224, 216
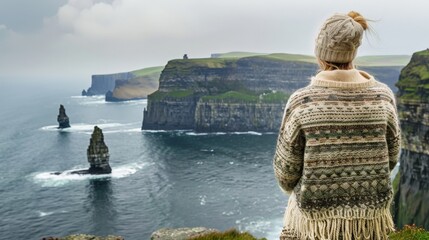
274, 11, 401, 240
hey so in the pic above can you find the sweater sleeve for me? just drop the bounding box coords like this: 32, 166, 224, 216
386, 90, 401, 171
273, 98, 305, 194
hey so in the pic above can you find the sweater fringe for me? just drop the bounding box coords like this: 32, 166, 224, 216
283, 193, 395, 240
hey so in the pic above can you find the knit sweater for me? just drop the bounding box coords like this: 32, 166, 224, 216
273, 69, 401, 240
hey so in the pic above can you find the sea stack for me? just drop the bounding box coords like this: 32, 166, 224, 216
87, 126, 112, 174
57, 104, 71, 128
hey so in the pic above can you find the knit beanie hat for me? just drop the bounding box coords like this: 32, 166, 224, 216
315, 11, 367, 63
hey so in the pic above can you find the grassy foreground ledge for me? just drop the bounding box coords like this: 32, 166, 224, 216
40, 225, 429, 239
190, 226, 429, 240
189, 229, 267, 240
389, 225, 429, 240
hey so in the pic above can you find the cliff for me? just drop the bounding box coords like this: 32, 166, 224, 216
105, 66, 162, 102
143, 55, 313, 131
393, 49, 429, 229
84, 72, 134, 96
83, 66, 162, 101
142, 53, 408, 132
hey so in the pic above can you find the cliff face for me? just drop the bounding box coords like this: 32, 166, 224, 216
106, 66, 162, 102
84, 66, 162, 101
157, 57, 318, 93
143, 96, 197, 130
85, 72, 134, 96
142, 53, 406, 132
394, 49, 429, 229
194, 100, 284, 132
143, 55, 315, 131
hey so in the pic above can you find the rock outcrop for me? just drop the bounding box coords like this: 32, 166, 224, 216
52, 126, 112, 175
57, 104, 70, 129
142, 53, 407, 132
393, 49, 429, 229
150, 227, 219, 240
87, 126, 112, 174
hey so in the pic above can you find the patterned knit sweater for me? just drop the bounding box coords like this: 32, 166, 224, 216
273, 69, 401, 240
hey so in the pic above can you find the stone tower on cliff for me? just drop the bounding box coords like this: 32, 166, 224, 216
57, 104, 70, 128
87, 126, 112, 174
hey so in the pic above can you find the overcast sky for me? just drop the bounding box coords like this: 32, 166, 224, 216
1, 0, 428, 85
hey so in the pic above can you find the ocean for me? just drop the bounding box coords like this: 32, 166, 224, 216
0, 82, 286, 239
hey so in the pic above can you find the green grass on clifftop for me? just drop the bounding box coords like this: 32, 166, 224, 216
354, 55, 411, 67
211, 52, 267, 58
189, 229, 267, 240
396, 50, 429, 101
165, 53, 409, 73
166, 58, 234, 70
212, 52, 410, 66
201, 90, 289, 104
149, 90, 194, 100
254, 53, 317, 64
132, 66, 164, 77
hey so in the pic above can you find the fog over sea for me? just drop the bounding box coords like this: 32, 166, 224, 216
0, 81, 286, 240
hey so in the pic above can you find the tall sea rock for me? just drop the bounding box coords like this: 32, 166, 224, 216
393, 49, 429, 229
87, 126, 112, 174
142, 53, 406, 132
57, 104, 70, 129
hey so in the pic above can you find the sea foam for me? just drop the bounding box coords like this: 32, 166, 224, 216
32, 162, 147, 187
39, 123, 138, 134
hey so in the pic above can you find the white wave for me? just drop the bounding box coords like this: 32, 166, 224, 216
141, 130, 270, 136
70, 96, 88, 99
199, 195, 207, 206
38, 211, 54, 217
232, 131, 263, 136
71, 95, 148, 106
142, 130, 168, 133
184, 131, 266, 136
214, 132, 227, 135
39, 123, 138, 134
222, 211, 235, 216
120, 99, 147, 105
186, 132, 209, 136
32, 162, 147, 187
103, 128, 142, 134
200, 149, 214, 153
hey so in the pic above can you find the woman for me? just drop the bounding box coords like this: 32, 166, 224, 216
273, 11, 401, 240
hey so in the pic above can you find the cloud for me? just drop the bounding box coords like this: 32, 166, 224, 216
47, 0, 190, 42
1, 0, 429, 84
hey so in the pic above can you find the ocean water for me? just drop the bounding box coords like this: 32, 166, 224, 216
0, 82, 286, 239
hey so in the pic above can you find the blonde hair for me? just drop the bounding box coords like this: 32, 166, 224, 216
317, 11, 368, 71
347, 11, 368, 30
